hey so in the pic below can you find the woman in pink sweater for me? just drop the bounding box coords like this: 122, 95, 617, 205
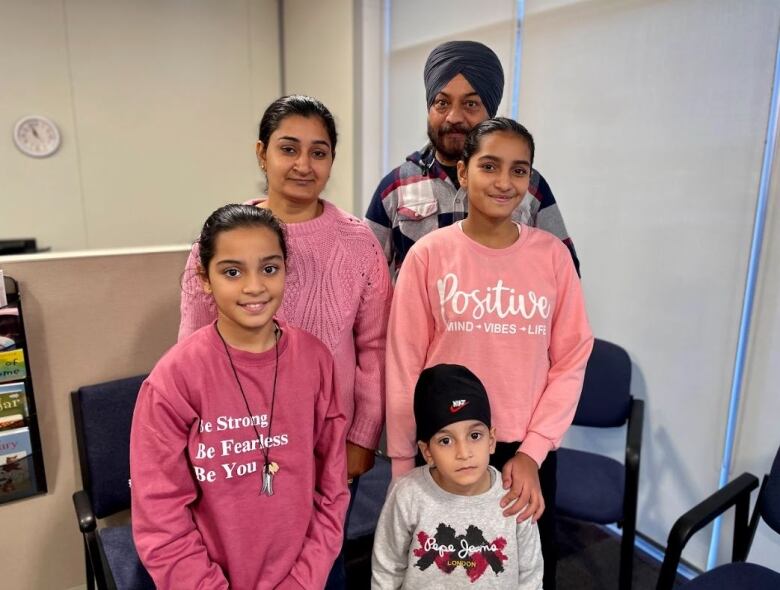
132, 204, 348, 589
386, 118, 593, 590
180, 96, 392, 482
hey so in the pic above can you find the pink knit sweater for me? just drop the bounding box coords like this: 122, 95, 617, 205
179, 199, 392, 449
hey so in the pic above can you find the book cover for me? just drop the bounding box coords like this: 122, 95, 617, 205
0, 427, 34, 498
0, 304, 22, 349
0, 414, 24, 430
0, 382, 28, 423
0, 349, 26, 384
0, 426, 31, 461
0, 305, 27, 384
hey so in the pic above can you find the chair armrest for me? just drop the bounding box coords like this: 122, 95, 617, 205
625, 398, 644, 471
73, 490, 97, 533
656, 472, 759, 590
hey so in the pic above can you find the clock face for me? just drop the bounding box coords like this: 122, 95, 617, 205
13, 116, 61, 158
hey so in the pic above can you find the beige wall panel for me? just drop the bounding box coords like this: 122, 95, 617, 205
250, 0, 283, 120
64, 1, 272, 249
0, 0, 87, 251
283, 0, 356, 213
1, 0, 281, 253
0, 248, 188, 589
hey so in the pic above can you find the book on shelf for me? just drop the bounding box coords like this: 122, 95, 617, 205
0, 349, 26, 384
0, 426, 31, 461
0, 382, 28, 428
0, 426, 35, 497
0, 304, 26, 384
0, 303, 22, 346
0, 414, 24, 430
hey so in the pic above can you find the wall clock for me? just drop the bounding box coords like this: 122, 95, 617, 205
13, 115, 61, 158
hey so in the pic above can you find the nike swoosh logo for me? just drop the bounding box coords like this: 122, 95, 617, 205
450, 403, 469, 414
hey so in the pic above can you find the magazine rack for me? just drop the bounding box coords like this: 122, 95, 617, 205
0, 275, 47, 503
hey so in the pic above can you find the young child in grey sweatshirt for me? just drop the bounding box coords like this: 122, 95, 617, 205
372, 364, 543, 589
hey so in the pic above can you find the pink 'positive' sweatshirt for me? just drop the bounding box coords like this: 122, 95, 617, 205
386, 223, 593, 477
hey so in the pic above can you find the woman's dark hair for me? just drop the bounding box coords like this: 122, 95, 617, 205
258, 95, 338, 158
198, 204, 287, 274
461, 117, 535, 167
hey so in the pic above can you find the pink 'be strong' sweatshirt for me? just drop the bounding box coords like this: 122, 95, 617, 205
130, 321, 348, 589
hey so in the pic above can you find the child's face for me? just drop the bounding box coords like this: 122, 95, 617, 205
201, 226, 285, 348
457, 131, 531, 223
418, 420, 496, 496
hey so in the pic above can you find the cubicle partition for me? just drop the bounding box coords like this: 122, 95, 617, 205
0, 246, 189, 590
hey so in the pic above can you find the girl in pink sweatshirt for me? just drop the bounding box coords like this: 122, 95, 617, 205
131, 204, 349, 589
386, 118, 593, 589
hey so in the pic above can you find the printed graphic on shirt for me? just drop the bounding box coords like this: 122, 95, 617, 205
191, 412, 290, 485
436, 273, 550, 337
413, 523, 508, 583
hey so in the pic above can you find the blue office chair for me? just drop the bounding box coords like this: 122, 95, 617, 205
71, 375, 154, 590
556, 338, 644, 590
656, 445, 780, 589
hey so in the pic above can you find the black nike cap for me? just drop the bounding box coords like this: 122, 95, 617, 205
414, 364, 492, 442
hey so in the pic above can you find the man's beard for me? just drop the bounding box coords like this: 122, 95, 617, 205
427, 121, 471, 164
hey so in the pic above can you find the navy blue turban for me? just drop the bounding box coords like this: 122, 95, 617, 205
424, 41, 505, 117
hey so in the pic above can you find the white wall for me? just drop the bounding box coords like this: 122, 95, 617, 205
731, 138, 780, 567
385, 0, 515, 183
520, 0, 780, 571
0, 0, 281, 252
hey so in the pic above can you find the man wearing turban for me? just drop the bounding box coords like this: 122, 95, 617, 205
365, 40, 578, 280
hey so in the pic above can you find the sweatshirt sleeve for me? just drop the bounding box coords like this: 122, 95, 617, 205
348, 234, 393, 449
516, 520, 544, 590
280, 353, 350, 590
130, 381, 229, 589
178, 243, 217, 341
520, 248, 594, 466
386, 249, 434, 478
371, 480, 413, 589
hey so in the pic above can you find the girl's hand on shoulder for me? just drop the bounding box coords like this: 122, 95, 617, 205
500, 451, 545, 523
346, 442, 375, 480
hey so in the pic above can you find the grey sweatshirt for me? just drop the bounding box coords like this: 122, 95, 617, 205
371, 466, 543, 589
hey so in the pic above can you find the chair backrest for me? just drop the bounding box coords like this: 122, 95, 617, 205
71, 375, 147, 519
572, 338, 632, 428
758, 445, 780, 535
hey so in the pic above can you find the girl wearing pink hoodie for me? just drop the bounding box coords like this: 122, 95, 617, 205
385, 118, 593, 590
131, 205, 348, 589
